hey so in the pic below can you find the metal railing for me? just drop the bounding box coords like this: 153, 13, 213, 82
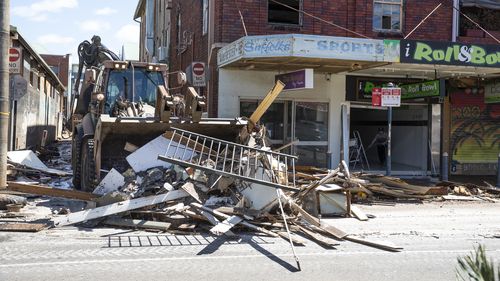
157, 127, 298, 191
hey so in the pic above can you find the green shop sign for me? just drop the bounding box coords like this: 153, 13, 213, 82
400, 80, 443, 99
401, 40, 500, 68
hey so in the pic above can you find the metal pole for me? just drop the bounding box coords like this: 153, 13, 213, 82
497, 153, 500, 188
441, 152, 449, 181
386, 107, 392, 176
0, 0, 10, 189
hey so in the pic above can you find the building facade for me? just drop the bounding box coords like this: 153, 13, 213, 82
8, 26, 66, 150
40, 54, 70, 127
135, 0, 500, 176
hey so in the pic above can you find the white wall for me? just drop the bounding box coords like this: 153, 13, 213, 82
218, 69, 346, 166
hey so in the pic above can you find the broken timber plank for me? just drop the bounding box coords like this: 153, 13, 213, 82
104, 218, 171, 231
288, 200, 348, 239
180, 182, 203, 203
295, 223, 339, 248
344, 236, 402, 252
0, 222, 47, 232
7, 182, 98, 201
191, 203, 279, 238
209, 215, 243, 236
350, 206, 369, 221
248, 80, 285, 130
194, 206, 237, 237
52, 189, 189, 227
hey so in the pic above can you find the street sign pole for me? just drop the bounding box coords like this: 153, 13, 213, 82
387, 107, 392, 176
0, 0, 10, 189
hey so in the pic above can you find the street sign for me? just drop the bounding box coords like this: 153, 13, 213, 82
9, 48, 21, 74
372, 88, 382, 106
191, 62, 206, 87
381, 87, 401, 107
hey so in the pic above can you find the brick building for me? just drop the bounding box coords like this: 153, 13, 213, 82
135, 0, 500, 177
8, 26, 66, 150
40, 54, 70, 120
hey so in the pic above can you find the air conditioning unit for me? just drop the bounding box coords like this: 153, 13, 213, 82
157, 46, 169, 63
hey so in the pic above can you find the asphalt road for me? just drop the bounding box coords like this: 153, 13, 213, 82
0, 201, 499, 281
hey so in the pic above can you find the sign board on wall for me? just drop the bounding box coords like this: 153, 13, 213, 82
275, 69, 314, 90
371, 88, 382, 106
381, 88, 401, 107
401, 39, 500, 68
218, 34, 396, 67
9, 48, 21, 74
400, 80, 441, 99
191, 62, 206, 87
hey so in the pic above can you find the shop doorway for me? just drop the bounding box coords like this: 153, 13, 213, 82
347, 103, 436, 175
240, 100, 329, 167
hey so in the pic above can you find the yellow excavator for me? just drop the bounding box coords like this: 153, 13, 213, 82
70, 36, 244, 191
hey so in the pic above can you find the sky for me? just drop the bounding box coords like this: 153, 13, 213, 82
10, 0, 141, 64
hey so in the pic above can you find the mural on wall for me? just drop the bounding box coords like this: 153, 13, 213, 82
450, 86, 500, 175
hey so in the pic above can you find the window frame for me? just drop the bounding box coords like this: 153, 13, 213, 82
267, 0, 303, 27
373, 0, 403, 33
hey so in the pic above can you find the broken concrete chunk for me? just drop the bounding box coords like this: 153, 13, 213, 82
95, 191, 131, 207
0, 194, 27, 210
163, 182, 174, 192
93, 168, 125, 196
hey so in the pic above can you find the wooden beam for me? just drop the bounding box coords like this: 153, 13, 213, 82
104, 218, 171, 231
0, 222, 47, 232
209, 215, 243, 236
248, 80, 285, 128
7, 182, 98, 201
52, 189, 189, 227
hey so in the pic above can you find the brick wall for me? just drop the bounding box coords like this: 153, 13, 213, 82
40, 54, 70, 87
169, 0, 500, 117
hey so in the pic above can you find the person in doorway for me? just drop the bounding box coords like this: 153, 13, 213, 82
367, 128, 388, 165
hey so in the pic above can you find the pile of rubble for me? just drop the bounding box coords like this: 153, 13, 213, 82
2, 122, 499, 270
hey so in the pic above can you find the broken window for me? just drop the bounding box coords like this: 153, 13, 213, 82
268, 0, 302, 25
459, 6, 500, 37
373, 0, 402, 31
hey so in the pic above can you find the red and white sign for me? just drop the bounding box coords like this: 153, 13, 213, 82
9, 48, 22, 74
191, 62, 206, 87
381, 87, 401, 107
372, 88, 382, 106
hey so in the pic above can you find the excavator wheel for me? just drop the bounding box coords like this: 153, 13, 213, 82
71, 131, 82, 190
80, 138, 97, 192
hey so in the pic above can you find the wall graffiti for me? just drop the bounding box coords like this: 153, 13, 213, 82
450, 87, 500, 175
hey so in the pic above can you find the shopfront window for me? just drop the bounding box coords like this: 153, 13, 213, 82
373, 0, 402, 32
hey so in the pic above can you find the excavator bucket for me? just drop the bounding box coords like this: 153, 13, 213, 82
93, 115, 246, 180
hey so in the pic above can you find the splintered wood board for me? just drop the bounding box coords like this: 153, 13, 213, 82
0, 222, 47, 232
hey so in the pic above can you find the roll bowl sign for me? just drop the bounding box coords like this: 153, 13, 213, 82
9, 48, 22, 74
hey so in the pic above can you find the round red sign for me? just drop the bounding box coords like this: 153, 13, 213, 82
192, 63, 204, 76
9, 48, 20, 62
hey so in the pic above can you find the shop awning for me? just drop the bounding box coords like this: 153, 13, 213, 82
217, 34, 399, 73
350, 62, 500, 80
461, 0, 500, 10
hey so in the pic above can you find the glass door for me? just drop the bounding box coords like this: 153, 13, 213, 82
293, 102, 329, 167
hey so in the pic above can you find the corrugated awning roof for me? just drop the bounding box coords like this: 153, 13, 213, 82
461, 0, 500, 10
